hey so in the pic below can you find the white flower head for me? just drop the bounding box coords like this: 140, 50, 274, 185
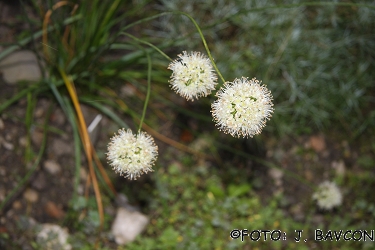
168, 51, 218, 101
313, 181, 343, 210
211, 77, 274, 138
107, 129, 158, 180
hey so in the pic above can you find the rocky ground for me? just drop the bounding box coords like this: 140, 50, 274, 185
1, 1, 374, 249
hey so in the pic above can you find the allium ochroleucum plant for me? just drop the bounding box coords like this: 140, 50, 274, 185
169, 50, 274, 138
168, 51, 218, 101
107, 129, 158, 180
211, 77, 274, 138
107, 11, 274, 181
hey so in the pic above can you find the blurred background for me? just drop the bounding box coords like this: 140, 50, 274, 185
0, 0, 374, 249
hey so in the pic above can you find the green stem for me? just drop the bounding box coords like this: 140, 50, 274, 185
120, 11, 227, 83
138, 48, 152, 132
122, 32, 172, 61
175, 11, 226, 84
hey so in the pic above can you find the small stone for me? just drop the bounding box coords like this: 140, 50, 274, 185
12, 201, 22, 210
332, 160, 345, 176
1, 137, 14, 150
268, 168, 283, 187
34, 107, 45, 118
80, 168, 87, 181
19, 136, 27, 147
45, 201, 65, 219
77, 185, 84, 195
43, 160, 61, 175
23, 188, 39, 203
0, 50, 42, 85
31, 129, 44, 148
111, 207, 149, 245
36, 224, 71, 250
309, 135, 326, 152
121, 84, 136, 97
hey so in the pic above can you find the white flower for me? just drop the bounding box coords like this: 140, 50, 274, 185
168, 51, 218, 101
107, 129, 158, 180
211, 77, 274, 138
313, 181, 343, 210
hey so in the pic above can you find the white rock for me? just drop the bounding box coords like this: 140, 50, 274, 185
332, 160, 346, 176
43, 160, 61, 175
0, 50, 42, 84
268, 168, 283, 187
2, 140, 14, 150
36, 224, 71, 250
111, 207, 149, 245
23, 188, 38, 203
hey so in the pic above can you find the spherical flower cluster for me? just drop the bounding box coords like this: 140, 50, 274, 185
211, 77, 274, 138
107, 129, 158, 180
168, 51, 218, 101
312, 181, 343, 210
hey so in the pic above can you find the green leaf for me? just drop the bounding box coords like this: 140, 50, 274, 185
228, 184, 251, 197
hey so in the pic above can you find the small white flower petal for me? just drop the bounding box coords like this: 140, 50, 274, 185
313, 181, 343, 210
211, 77, 274, 138
107, 129, 158, 180
168, 51, 218, 101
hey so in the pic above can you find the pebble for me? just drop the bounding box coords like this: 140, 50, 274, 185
332, 160, 346, 176
23, 188, 39, 203
43, 160, 61, 175
0, 50, 42, 84
45, 201, 65, 219
34, 107, 45, 118
111, 207, 149, 245
121, 83, 136, 97
18, 136, 27, 147
12, 201, 21, 210
309, 135, 326, 152
268, 168, 283, 187
0, 136, 14, 150
80, 168, 88, 181
31, 129, 44, 148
